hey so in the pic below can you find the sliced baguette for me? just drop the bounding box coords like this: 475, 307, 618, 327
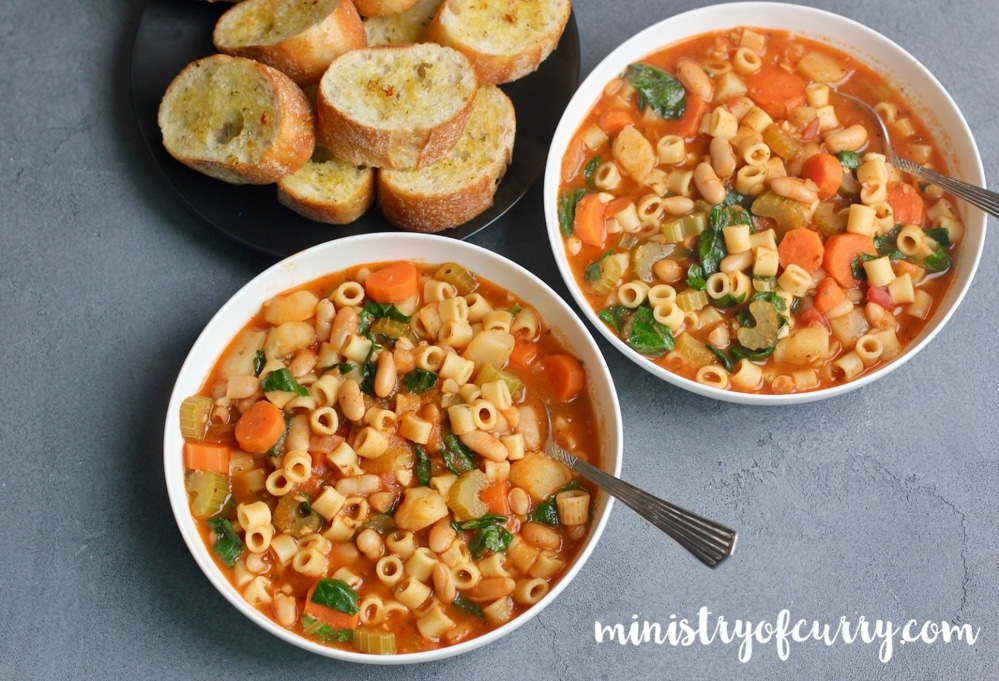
354, 0, 419, 18
316, 43, 478, 170
424, 0, 571, 85
158, 54, 315, 185
377, 85, 515, 232
213, 0, 366, 86
363, 0, 444, 45
277, 146, 375, 223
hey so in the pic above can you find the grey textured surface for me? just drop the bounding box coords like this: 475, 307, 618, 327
1, 0, 996, 679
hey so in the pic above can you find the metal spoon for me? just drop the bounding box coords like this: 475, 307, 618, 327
541, 405, 737, 568
837, 91, 999, 220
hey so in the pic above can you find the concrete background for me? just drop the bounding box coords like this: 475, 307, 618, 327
2, 0, 996, 678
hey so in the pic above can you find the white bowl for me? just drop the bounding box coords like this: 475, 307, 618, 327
163, 232, 622, 663
543, 2, 987, 405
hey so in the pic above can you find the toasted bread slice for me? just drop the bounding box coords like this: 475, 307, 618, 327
158, 54, 315, 185
277, 146, 375, 223
316, 43, 478, 170
213, 0, 366, 86
354, 0, 419, 18
377, 85, 515, 232
363, 0, 444, 45
424, 0, 571, 84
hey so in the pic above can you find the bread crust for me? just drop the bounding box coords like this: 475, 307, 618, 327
213, 0, 367, 86
158, 54, 315, 185
424, 0, 571, 85
377, 85, 515, 232
354, 0, 419, 18
316, 44, 478, 170
277, 149, 376, 224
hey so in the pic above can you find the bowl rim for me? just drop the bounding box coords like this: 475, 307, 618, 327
543, 1, 987, 405
162, 232, 623, 663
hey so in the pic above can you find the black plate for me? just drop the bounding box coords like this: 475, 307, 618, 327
129, 0, 581, 257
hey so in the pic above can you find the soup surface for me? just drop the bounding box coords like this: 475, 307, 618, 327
556, 27, 964, 394
178, 260, 599, 654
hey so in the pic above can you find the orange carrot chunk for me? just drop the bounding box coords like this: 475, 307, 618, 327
545, 354, 586, 402
801, 153, 843, 198
303, 583, 360, 631
364, 261, 420, 303
665, 93, 708, 139
812, 276, 847, 315
885, 181, 926, 226
822, 231, 878, 288
778, 227, 825, 273
598, 108, 637, 135
183, 441, 230, 475
745, 65, 808, 120
508, 339, 541, 371
234, 400, 287, 454
572, 193, 607, 248
480, 480, 511, 516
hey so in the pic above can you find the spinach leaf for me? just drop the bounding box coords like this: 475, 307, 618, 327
836, 150, 861, 170
453, 594, 483, 618
454, 514, 509, 531
626, 63, 686, 120
584, 250, 615, 281
558, 189, 585, 237
207, 517, 243, 567
261, 368, 308, 396
597, 305, 629, 333
414, 446, 432, 486
583, 156, 601, 189
923, 245, 952, 273
469, 524, 514, 560
441, 430, 476, 475
310, 579, 360, 615
686, 263, 707, 290
301, 615, 353, 643
527, 481, 580, 526
626, 305, 675, 356
253, 350, 265, 376
707, 345, 734, 373
403, 368, 438, 394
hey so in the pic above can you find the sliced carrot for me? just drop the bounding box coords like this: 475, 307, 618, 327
183, 441, 230, 475
603, 196, 632, 219
812, 276, 847, 315
234, 400, 286, 454
544, 354, 586, 402
745, 65, 808, 120
364, 261, 419, 303
508, 338, 541, 370
480, 480, 511, 516
664, 93, 708, 138
598, 108, 636, 135
572, 193, 607, 248
885, 181, 926, 226
303, 584, 360, 631
801, 153, 843, 198
778, 227, 825, 273
822, 231, 878, 288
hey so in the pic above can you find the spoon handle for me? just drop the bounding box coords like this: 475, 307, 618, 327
895, 156, 999, 220
558, 453, 738, 568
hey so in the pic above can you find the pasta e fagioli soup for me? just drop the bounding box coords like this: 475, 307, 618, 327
551, 15, 979, 399
167, 238, 619, 660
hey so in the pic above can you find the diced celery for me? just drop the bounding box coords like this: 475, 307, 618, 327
447, 469, 489, 522
435, 262, 477, 295
675, 289, 709, 312
179, 395, 213, 442
751, 191, 807, 237
762, 123, 802, 160
589, 255, 623, 295
675, 333, 715, 368
476, 363, 523, 399
680, 211, 707, 236
812, 202, 847, 236
185, 470, 230, 518
354, 628, 396, 655
632, 242, 675, 283
661, 219, 686, 243
369, 317, 416, 343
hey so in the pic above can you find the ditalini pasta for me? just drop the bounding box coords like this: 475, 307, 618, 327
557, 27, 963, 395
178, 261, 599, 655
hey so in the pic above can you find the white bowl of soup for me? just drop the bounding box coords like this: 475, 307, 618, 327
544, 2, 986, 404
163, 233, 622, 662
